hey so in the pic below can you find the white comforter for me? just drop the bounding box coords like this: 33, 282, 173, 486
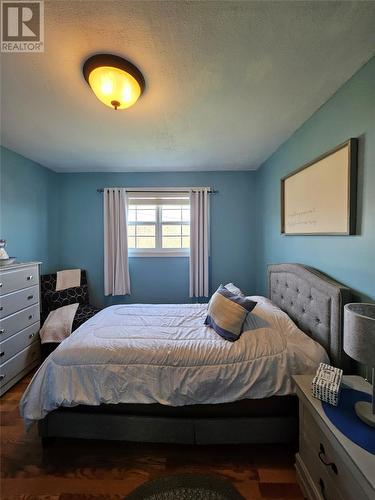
20, 296, 328, 425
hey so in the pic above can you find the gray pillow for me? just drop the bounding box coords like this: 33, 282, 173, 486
224, 282, 245, 297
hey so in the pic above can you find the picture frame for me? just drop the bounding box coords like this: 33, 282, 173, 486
281, 138, 358, 235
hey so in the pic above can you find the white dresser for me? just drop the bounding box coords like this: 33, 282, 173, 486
294, 375, 375, 500
0, 262, 41, 396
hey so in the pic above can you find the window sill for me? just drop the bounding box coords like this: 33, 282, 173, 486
129, 251, 190, 258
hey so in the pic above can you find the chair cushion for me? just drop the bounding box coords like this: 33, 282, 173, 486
72, 304, 101, 330
44, 284, 89, 310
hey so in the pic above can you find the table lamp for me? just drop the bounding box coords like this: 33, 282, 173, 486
344, 303, 375, 427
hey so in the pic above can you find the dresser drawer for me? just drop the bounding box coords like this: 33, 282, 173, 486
0, 322, 40, 364
0, 303, 40, 341
302, 404, 368, 499
0, 285, 39, 319
299, 435, 345, 500
0, 266, 39, 296
0, 342, 40, 388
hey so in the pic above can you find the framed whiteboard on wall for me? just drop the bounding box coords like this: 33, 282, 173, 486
281, 138, 358, 235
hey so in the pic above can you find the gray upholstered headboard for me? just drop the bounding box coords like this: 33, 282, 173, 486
268, 264, 352, 372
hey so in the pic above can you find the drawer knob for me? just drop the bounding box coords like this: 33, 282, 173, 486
27, 275, 34, 281
27, 295, 34, 300
0, 283, 2, 287
28, 315, 34, 320
0, 352, 4, 357
319, 443, 338, 475
0, 329, 4, 334
0, 374, 5, 381
0, 307, 3, 311
29, 333, 35, 339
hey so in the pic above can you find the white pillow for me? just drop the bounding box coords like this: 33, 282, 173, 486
224, 283, 245, 297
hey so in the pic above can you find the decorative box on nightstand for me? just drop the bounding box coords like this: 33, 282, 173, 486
293, 375, 375, 500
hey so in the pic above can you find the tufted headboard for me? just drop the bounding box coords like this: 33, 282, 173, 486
268, 264, 352, 372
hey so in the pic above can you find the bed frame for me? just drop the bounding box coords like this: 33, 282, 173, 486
38, 264, 352, 445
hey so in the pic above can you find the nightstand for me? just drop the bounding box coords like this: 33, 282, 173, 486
293, 375, 375, 500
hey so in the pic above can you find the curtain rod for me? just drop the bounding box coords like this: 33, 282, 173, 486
96, 188, 218, 194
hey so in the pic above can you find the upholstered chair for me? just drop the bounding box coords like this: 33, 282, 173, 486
40, 270, 101, 360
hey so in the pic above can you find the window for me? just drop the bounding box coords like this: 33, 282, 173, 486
128, 193, 190, 256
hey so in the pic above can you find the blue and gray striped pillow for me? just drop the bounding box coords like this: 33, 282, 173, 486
204, 285, 257, 341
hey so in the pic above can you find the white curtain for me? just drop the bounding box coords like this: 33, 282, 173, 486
103, 188, 131, 296
189, 188, 210, 297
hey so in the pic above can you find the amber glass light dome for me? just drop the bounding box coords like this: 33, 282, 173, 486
83, 54, 145, 110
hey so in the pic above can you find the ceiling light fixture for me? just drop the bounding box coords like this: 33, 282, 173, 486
83, 54, 145, 110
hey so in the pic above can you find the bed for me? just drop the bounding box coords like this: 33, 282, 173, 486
20, 264, 352, 444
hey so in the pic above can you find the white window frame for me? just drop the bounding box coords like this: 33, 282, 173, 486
128, 189, 190, 258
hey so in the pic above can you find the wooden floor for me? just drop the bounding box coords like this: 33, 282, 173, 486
1, 373, 304, 500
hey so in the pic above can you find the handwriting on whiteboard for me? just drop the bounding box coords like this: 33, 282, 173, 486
287, 208, 317, 227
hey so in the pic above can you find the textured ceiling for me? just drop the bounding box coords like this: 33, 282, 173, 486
1, 0, 375, 172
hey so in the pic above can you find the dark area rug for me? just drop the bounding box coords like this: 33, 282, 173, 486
125, 474, 244, 499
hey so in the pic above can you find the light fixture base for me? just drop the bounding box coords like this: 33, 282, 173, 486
355, 401, 375, 427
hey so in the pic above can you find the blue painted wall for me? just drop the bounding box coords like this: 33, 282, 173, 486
255, 57, 375, 301
0, 147, 58, 273
0, 148, 256, 307
2, 57, 374, 305
58, 171, 256, 306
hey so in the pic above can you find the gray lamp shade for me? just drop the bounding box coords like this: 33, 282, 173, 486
344, 303, 375, 367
